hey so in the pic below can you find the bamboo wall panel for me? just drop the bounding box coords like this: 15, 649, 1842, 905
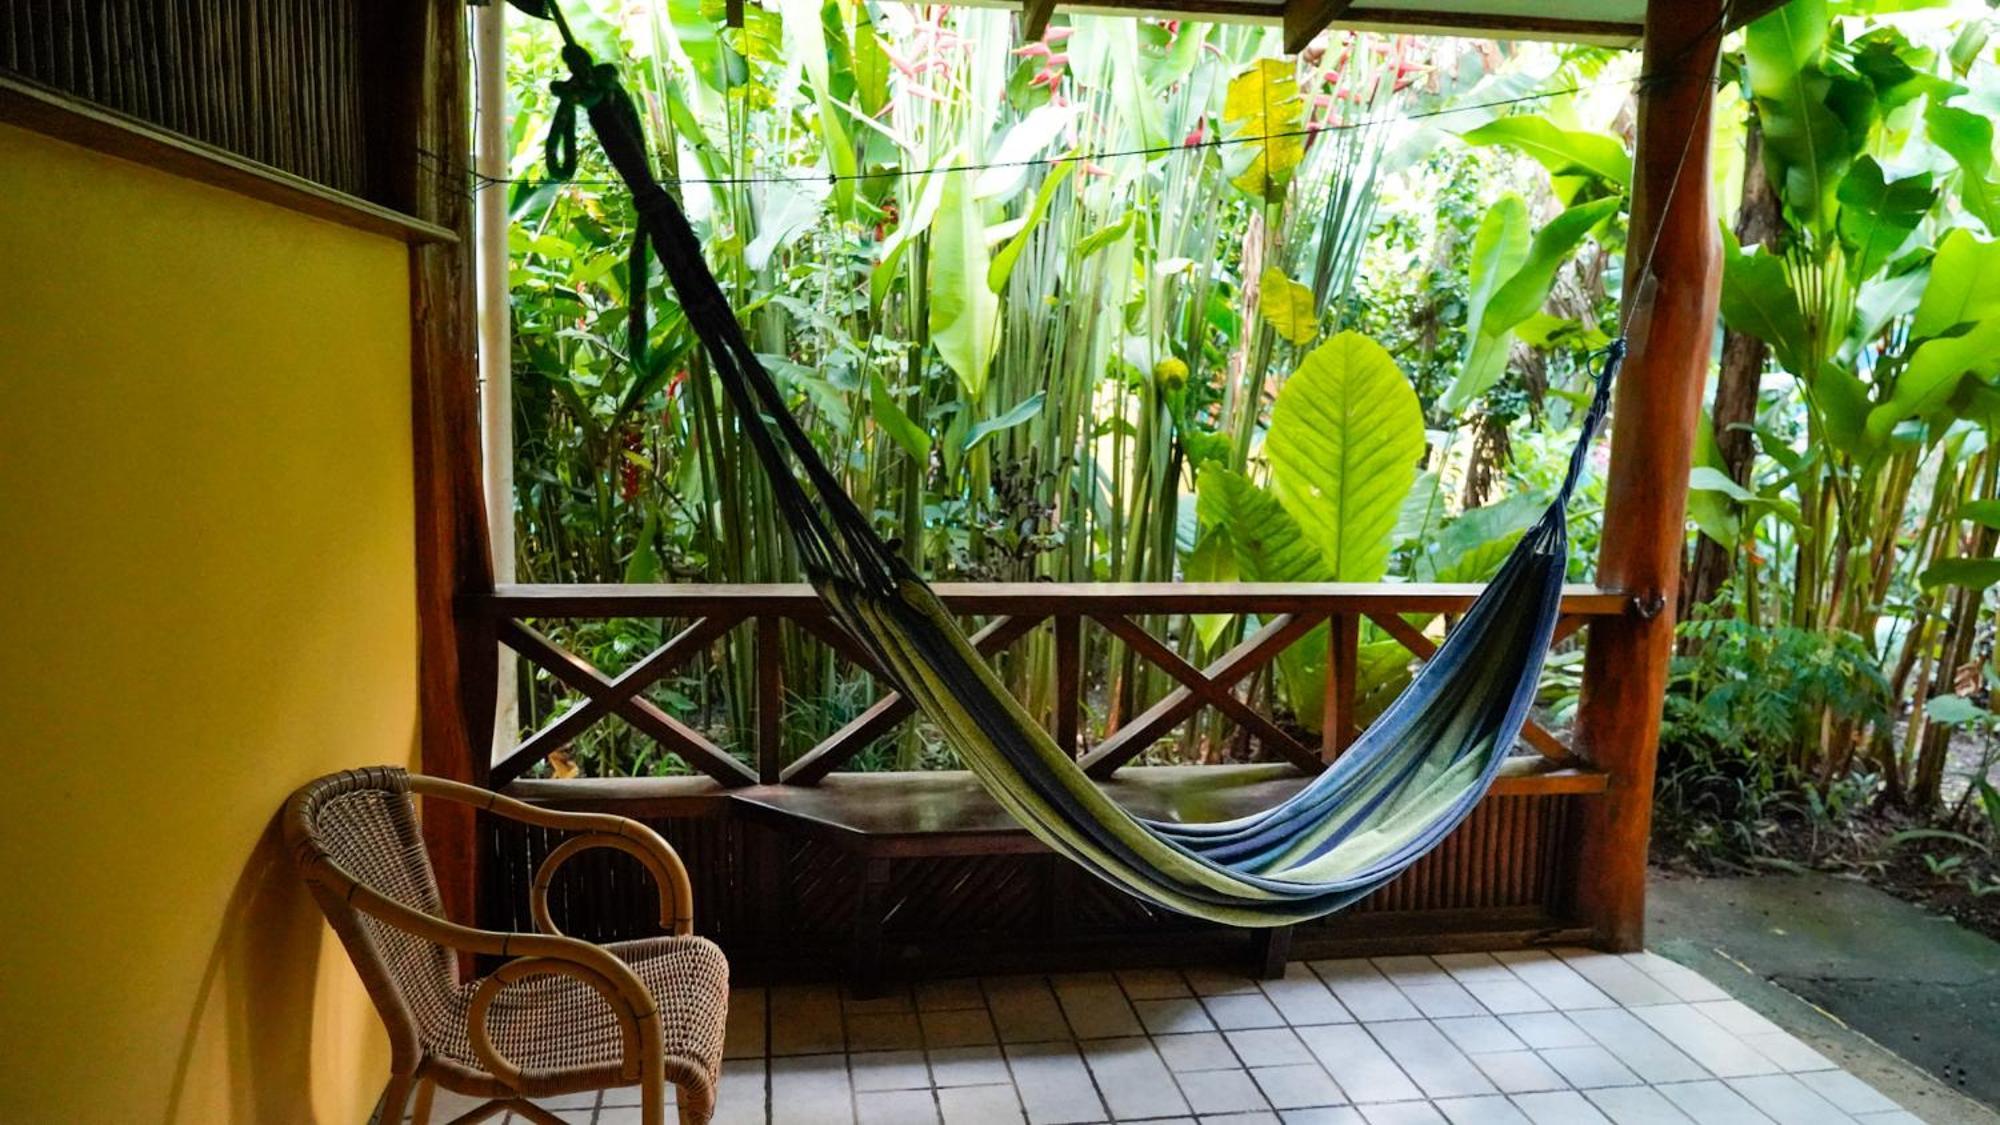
1, 0, 372, 196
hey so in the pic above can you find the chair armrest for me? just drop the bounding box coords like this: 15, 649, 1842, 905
466, 956, 660, 1088
407, 774, 695, 936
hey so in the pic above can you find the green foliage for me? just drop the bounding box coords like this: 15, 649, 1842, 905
1657, 617, 1892, 861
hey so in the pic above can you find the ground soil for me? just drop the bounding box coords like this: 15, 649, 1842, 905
1653, 806, 2000, 944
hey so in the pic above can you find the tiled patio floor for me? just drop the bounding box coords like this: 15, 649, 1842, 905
432, 948, 1933, 1125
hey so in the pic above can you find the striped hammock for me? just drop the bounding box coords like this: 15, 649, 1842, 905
520, 21, 1622, 926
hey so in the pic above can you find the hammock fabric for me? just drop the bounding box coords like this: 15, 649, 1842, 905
516, 18, 1624, 927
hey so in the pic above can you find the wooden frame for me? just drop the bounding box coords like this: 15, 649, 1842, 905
476, 581, 1625, 791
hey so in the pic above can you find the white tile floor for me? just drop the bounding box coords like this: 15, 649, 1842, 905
426, 948, 1933, 1125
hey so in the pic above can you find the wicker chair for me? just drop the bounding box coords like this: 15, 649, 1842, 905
285, 767, 728, 1125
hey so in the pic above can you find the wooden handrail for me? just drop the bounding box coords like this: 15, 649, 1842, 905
480, 580, 1622, 787
476, 581, 1629, 617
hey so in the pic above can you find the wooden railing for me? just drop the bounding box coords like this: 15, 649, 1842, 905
472, 582, 1630, 789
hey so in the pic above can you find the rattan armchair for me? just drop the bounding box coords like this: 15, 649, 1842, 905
285, 767, 728, 1125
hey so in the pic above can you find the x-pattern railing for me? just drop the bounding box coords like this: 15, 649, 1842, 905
474, 583, 1628, 788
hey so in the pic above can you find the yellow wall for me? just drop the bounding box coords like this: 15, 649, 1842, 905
0, 123, 419, 1124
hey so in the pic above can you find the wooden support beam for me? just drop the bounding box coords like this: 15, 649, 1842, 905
1283, 0, 1354, 56
387, 0, 495, 934
1571, 0, 1726, 952
1321, 613, 1361, 759
1022, 0, 1059, 43
1053, 614, 1081, 757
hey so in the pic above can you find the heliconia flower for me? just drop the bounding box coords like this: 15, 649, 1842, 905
1080, 160, 1111, 177
1183, 123, 1205, 146
1012, 42, 1051, 59
1044, 26, 1073, 42
1045, 52, 1069, 67
1311, 92, 1333, 109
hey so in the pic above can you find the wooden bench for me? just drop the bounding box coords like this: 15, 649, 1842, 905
508, 758, 1607, 992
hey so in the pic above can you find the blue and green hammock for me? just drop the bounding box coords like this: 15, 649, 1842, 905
513, 9, 1622, 927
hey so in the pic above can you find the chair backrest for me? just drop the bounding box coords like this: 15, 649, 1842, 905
285, 767, 459, 1060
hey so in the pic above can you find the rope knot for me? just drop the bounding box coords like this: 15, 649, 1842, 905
544, 47, 623, 178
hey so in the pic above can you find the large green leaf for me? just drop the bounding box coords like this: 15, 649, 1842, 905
1921, 557, 2000, 591
1443, 196, 1618, 412
1459, 115, 1632, 188
1194, 467, 1331, 727
1865, 230, 2000, 440
665, 0, 747, 92
777, 0, 857, 218
1836, 157, 1934, 280
1719, 240, 1809, 373
1925, 102, 2000, 232
964, 391, 1046, 451
1195, 466, 1332, 584
1911, 228, 2000, 339
988, 162, 1073, 293
1744, 0, 1873, 235
1412, 490, 1550, 582
1957, 500, 2000, 530
1462, 196, 1530, 357
1221, 59, 1304, 205
869, 372, 930, 461
1265, 333, 1426, 581
929, 168, 1000, 401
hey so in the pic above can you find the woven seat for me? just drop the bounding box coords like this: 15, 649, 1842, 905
287, 766, 727, 1125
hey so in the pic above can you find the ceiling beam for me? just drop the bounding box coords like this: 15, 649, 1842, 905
1283, 0, 1353, 55
1023, 0, 1059, 42
1725, 0, 1792, 30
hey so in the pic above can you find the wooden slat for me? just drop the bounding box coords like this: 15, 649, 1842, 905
500, 620, 757, 787
1364, 611, 1573, 763
1081, 612, 1324, 778
782, 615, 1045, 785
491, 616, 735, 784
1094, 614, 1319, 772
479, 582, 1628, 618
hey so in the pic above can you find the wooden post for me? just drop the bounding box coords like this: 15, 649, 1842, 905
1054, 614, 1080, 756
1571, 0, 1724, 951
758, 615, 784, 783
373, 0, 497, 931
1321, 613, 1359, 760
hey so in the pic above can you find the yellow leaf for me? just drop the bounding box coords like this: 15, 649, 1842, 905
1222, 60, 1305, 204
1259, 267, 1319, 345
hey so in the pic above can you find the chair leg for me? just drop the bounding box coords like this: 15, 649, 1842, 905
378, 1072, 417, 1125
410, 1077, 436, 1125
642, 1082, 669, 1125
